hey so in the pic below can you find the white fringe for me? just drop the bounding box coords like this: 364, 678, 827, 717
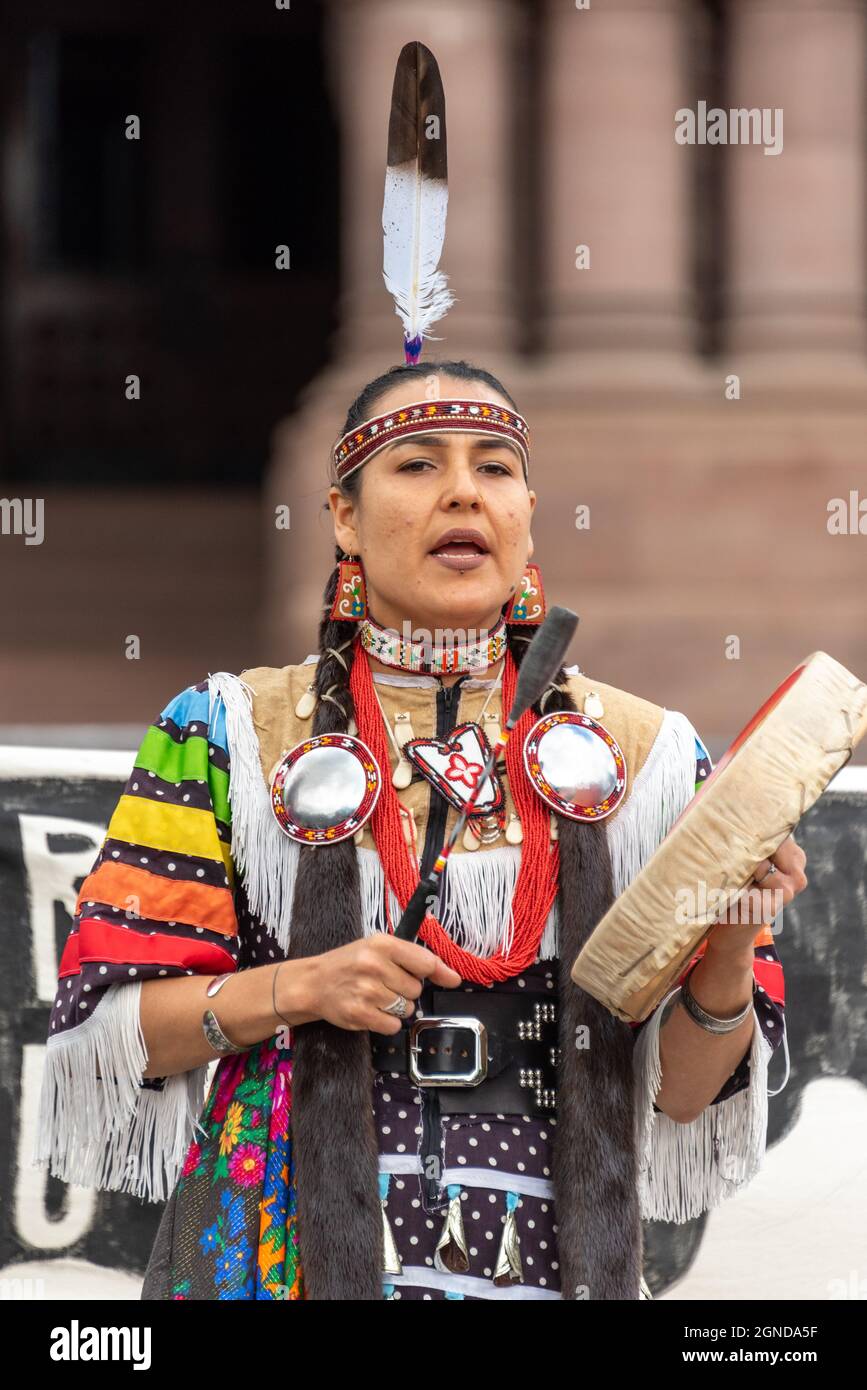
356, 844, 559, 960
633, 986, 775, 1223
538, 895, 559, 961
32, 982, 209, 1204
208, 670, 300, 955
436, 845, 519, 957
358, 846, 404, 935
606, 709, 699, 899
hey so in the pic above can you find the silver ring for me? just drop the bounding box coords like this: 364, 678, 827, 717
382, 994, 408, 1018
753, 863, 778, 885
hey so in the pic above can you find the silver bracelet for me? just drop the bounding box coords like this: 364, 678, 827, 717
202, 1007, 245, 1056
679, 965, 755, 1035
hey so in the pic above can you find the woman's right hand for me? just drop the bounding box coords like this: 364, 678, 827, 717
295, 935, 463, 1035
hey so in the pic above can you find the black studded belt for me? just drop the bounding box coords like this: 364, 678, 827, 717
370, 990, 560, 1115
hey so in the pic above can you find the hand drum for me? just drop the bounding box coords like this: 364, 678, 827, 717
570, 651, 867, 1021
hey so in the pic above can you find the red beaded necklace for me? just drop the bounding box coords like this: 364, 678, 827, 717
349, 636, 561, 984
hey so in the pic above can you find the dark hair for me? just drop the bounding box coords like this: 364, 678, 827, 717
340, 358, 519, 437
288, 357, 630, 1299
330, 358, 520, 499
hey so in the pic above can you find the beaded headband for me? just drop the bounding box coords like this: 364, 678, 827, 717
333, 398, 530, 484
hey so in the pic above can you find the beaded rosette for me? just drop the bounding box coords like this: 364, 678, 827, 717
270, 733, 381, 843
522, 710, 627, 821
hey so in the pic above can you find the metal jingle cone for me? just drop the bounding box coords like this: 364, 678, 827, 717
492, 1192, 523, 1287
380, 1174, 403, 1277
381, 1206, 403, 1277
434, 1184, 470, 1274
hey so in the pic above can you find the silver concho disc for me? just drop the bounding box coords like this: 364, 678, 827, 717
523, 711, 626, 821
270, 733, 382, 844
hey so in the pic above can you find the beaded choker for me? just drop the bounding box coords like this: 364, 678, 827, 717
359, 612, 507, 675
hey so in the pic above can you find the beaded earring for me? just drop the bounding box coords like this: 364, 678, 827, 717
504, 563, 546, 625
329, 553, 368, 621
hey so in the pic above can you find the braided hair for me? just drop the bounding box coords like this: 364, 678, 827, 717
289, 360, 639, 1300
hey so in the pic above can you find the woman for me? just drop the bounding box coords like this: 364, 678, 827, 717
34, 359, 803, 1301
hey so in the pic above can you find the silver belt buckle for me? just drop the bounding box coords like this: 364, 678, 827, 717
408, 1016, 488, 1087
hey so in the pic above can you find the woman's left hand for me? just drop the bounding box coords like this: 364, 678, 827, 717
706, 832, 808, 953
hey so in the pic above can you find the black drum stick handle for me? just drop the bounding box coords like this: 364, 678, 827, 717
394, 875, 439, 941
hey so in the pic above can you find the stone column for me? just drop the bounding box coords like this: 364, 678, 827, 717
540, 0, 694, 356
724, 0, 867, 357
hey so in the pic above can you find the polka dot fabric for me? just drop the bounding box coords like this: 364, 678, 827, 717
374, 961, 563, 1300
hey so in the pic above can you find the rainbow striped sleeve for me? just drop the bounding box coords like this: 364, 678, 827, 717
33, 679, 240, 1203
